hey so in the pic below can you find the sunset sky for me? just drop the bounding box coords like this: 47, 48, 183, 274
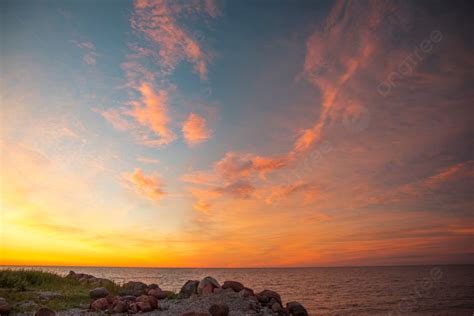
1, 0, 473, 267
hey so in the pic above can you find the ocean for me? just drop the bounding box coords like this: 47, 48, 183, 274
2, 265, 474, 315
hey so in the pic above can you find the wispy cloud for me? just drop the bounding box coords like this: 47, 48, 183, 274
72, 40, 98, 65
123, 168, 165, 203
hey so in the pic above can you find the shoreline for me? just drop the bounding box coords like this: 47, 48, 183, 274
0, 270, 308, 316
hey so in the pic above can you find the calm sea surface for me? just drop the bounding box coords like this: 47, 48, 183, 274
2, 265, 474, 315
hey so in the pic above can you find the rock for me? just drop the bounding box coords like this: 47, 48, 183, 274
182, 313, 208, 316
90, 297, 109, 311
0, 301, 11, 315
121, 281, 148, 296
136, 301, 153, 312
120, 295, 137, 301
148, 288, 167, 299
286, 302, 308, 316
239, 288, 254, 298
256, 289, 282, 305
128, 303, 139, 313
148, 283, 161, 290
213, 287, 223, 294
222, 280, 244, 292
89, 287, 109, 299
198, 276, 220, 294
209, 304, 229, 316
34, 307, 55, 316
137, 295, 158, 310
272, 302, 283, 312
201, 284, 214, 295
112, 300, 128, 313
178, 280, 199, 298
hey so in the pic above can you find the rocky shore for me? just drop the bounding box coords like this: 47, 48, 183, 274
0, 271, 308, 316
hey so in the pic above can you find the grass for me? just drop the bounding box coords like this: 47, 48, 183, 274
0, 269, 120, 312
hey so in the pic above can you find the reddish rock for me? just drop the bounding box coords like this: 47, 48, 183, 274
209, 304, 229, 316
34, 307, 55, 316
286, 302, 308, 316
112, 300, 128, 313
201, 284, 214, 295
128, 303, 139, 313
198, 276, 220, 294
222, 280, 244, 292
90, 297, 109, 311
0, 301, 11, 315
137, 295, 158, 310
148, 288, 167, 299
181, 313, 208, 316
105, 294, 118, 305
213, 287, 223, 294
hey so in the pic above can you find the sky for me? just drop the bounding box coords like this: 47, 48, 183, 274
0, 0, 473, 267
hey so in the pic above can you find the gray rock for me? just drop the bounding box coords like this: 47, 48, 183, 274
256, 289, 282, 305
120, 281, 148, 296
178, 280, 199, 298
198, 276, 220, 294
89, 287, 109, 299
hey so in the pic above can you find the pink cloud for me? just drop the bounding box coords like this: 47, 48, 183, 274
182, 113, 212, 146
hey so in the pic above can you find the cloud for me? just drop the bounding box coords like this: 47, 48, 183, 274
127, 82, 176, 146
264, 180, 318, 204
123, 168, 165, 203
182, 113, 212, 146
215, 152, 288, 182
131, 0, 219, 80
96, 108, 132, 131
72, 40, 98, 65
216, 181, 255, 199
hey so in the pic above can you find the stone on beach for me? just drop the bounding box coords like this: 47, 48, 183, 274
239, 287, 255, 298
286, 301, 309, 316
90, 297, 109, 311
34, 307, 56, 316
112, 300, 128, 313
89, 287, 109, 299
256, 289, 282, 305
182, 312, 209, 316
148, 288, 167, 299
198, 276, 220, 294
120, 281, 148, 296
137, 294, 158, 310
178, 280, 199, 298
222, 280, 244, 292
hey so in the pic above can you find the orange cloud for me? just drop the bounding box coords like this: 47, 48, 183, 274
182, 113, 212, 146
131, 0, 218, 79
264, 180, 318, 204
123, 168, 165, 203
128, 82, 176, 146
137, 156, 160, 164
215, 152, 287, 182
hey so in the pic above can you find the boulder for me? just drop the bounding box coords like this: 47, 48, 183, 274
89, 287, 109, 299
120, 281, 148, 296
182, 313, 209, 316
112, 300, 128, 313
256, 289, 282, 305
148, 288, 167, 299
286, 302, 308, 316
0, 301, 10, 315
136, 301, 153, 312
90, 297, 109, 311
239, 288, 254, 298
209, 304, 229, 316
178, 280, 199, 298
120, 295, 137, 302
148, 283, 161, 290
137, 295, 158, 310
34, 307, 55, 316
201, 284, 214, 295
222, 280, 244, 292
198, 276, 220, 294
272, 302, 283, 312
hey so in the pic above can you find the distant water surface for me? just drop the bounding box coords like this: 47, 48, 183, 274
2, 265, 474, 315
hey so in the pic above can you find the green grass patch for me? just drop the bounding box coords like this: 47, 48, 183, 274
0, 269, 120, 312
